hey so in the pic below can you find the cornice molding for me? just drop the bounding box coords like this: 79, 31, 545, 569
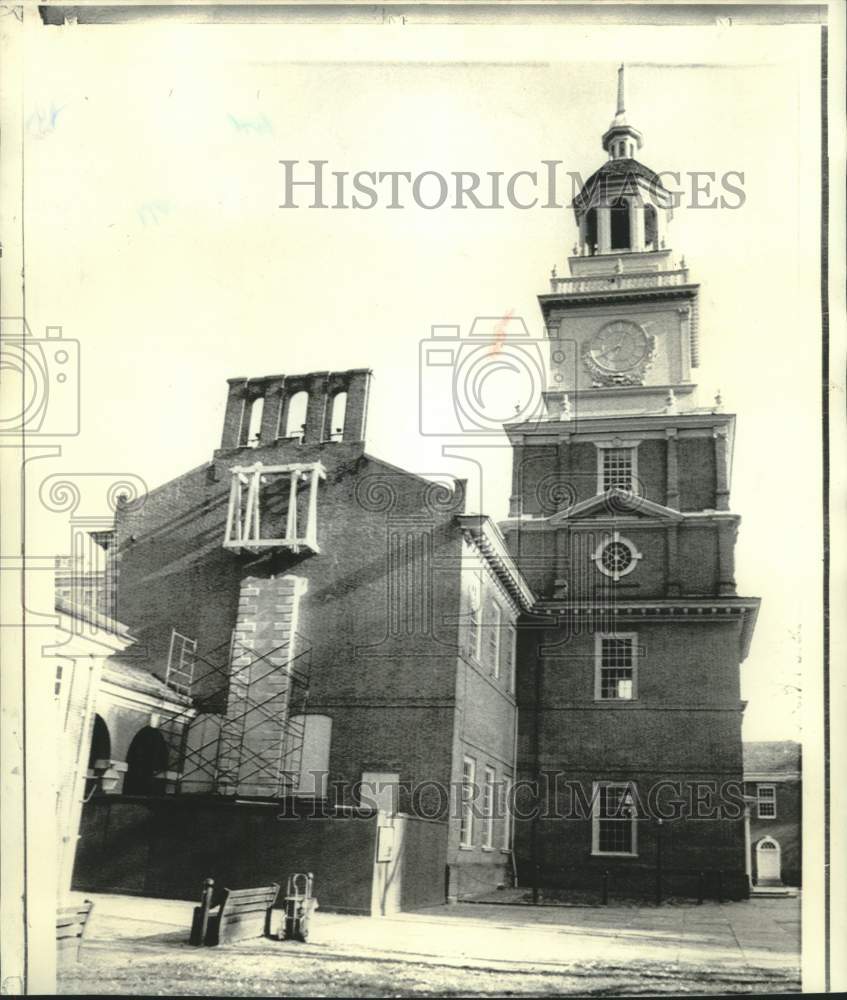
539, 284, 699, 315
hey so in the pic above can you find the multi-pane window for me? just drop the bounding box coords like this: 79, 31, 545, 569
596, 634, 636, 700
757, 784, 777, 819
505, 626, 517, 694
482, 766, 496, 849
459, 756, 476, 847
599, 447, 636, 493
502, 779, 513, 850
486, 600, 501, 677
593, 782, 638, 856
467, 577, 482, 662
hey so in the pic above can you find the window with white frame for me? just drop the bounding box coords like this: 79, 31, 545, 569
757, 784, 777, 819
482, 766, 496, 849
467, 575, 482, 662
460, 756, 476, 847
595, 634, 637, 700
597, 444, 638, 494
502, 778, 513, 850
486, 599, 501, 677
592, 782, 638, 856
505, 625, 517, 694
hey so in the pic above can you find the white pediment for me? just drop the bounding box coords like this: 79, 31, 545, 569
548, 489, 684, 524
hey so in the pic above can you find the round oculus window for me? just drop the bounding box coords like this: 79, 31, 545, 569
601, 541, 633, 574
591, 533, 643, 581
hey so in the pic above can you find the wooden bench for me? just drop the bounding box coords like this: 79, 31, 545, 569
190, 878, 281, 946
56, 900, 94, 964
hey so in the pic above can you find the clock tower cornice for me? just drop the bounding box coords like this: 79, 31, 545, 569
538, 283, 698, 321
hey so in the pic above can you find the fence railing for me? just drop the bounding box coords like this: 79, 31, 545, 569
517, 863, 737, 906
549, 267, 690, 295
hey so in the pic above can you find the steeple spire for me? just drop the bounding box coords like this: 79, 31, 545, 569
602, 63, 642, 160
616, 63, 626, 117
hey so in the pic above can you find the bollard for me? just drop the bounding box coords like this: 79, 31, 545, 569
189, 877, 215, 946
716, 870, 724, 903
601, 870, 609, 906
697, 871, 704, 905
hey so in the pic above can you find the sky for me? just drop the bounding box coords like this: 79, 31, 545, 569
15, 13, 824, 742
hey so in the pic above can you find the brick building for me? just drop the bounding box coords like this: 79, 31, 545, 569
499, 66, 760, 899
93, 368, 533, 900
744, 741, 802, 888
69, 66, 763, 906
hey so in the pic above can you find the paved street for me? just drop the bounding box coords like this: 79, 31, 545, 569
58, 891, 800, 995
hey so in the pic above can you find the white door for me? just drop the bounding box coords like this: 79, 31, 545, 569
756, 837, 782, 882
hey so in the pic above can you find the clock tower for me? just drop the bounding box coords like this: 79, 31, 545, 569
502, 66, 761, 901
542, 63, 697, 420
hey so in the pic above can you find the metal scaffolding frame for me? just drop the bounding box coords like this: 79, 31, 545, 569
158, 630, 311, 799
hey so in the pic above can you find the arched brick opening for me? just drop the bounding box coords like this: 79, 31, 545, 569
87, 714, 111, 769
284, 390, 309, 441
328, 392, 347, 441
124, 726, 168, 796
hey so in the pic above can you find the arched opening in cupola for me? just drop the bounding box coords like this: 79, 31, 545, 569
585, 208, 598, 255
610, 198, 631, 251
644, 204, 658, 250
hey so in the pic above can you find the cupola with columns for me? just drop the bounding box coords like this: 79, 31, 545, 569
571, 64, 675, 267
539, 64, 701, 419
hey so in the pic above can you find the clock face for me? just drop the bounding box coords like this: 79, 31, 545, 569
588, 321, 649, 373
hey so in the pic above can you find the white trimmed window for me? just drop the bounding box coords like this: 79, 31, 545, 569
592, 782, 638, 856
757, 784, 777, 820
486, 599, 501, 677
460, 756, 476, 847
595, 633, 637, 700
596, 443, 638, 494
505, 625, 517, 694
482, 766, 496, 849
467, 576, 482, 662
502, 779, 513, 850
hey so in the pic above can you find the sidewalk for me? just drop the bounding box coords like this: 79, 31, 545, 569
66, 889, 800, 986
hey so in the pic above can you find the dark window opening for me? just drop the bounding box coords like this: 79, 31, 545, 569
585, 208, 598, 254
610, 199, 630, 250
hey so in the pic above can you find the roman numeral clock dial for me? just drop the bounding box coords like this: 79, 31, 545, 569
583, 320, 656, 386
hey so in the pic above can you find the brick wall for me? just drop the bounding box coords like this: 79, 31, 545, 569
112, 434, 482, 829
73, 797, 380, 913
746, 779, 802, 886
511, 617, 747, 897
503, 520, 726, 602
509, 432, 722, 518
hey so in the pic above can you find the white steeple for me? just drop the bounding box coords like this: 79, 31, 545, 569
602, 63, 643, 160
